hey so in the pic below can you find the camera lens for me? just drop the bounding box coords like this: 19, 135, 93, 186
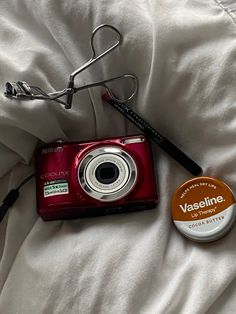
78, 146, 137, 202
95, 162, 119, 184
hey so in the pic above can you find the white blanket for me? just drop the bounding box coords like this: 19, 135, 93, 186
1, 1, 236, 313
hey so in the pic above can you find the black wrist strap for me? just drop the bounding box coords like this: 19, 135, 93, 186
0, 173, 35, 223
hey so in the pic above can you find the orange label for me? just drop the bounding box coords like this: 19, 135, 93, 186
172, 177, 235, 221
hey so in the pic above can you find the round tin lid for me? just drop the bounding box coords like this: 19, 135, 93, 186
171, 177, 236, 242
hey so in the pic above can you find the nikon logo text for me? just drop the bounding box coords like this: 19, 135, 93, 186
42, 147, 63, 154
179, 195, 225, 213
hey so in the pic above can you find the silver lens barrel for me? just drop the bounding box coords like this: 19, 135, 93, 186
78, 146, 137, 201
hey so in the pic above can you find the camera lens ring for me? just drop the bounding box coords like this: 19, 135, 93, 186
85, 153, 130, 194
78, 146, 137, 202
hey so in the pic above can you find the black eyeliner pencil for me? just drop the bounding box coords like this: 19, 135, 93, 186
102, 92, 202, 176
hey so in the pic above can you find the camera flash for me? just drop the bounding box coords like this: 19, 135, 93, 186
122, 137, 145, 144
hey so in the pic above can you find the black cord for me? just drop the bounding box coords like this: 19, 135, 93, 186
16, 173, 35, 190
0, 173, 35, 222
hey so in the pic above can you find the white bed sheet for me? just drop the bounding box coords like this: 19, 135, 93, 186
0, 1, 236, 313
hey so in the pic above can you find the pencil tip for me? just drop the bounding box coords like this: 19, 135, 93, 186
101, 91, 111, 103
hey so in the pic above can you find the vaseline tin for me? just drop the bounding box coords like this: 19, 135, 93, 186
171, 177, 236, 242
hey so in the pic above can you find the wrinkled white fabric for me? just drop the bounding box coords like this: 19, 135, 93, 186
0, 1, 236, 313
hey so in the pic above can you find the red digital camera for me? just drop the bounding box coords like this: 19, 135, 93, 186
35, 135, 158, 220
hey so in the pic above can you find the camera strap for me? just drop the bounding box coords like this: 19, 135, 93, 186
0, 173, 35, 222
